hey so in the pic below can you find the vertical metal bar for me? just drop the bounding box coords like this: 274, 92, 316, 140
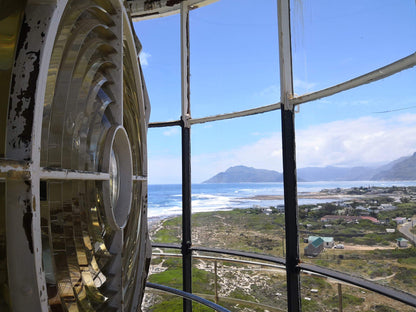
278, 0, 301, 311
214, 260, 218, 304
181, 124, 192, 312
181, 1, 192, 311
181, 1, 191, 118
338, 283, 343, 312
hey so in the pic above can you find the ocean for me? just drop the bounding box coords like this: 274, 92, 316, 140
148, 181, 416, 218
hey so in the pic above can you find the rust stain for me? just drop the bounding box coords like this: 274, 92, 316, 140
23, 199, 34, 254
166, 0, 183, 6
7, 15, 41, 160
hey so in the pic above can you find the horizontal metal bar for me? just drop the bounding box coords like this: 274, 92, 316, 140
151, 244, 416, 307
152, 252, 286, 270
40, 168, 110, 181
133, 175, 147, 181
149, 102, 282, 128
148, 54, 415, 129
152, 243, 182, 250
193, 292, 285, 312
291, 52, 416, 106
300, 263, 416, 308
149, 120, 182, 128
152, 244, 286, 265
146, 282, 231, 312
0, 159, 31, 180
191, 246, 286, 266
190, 102, 281, 125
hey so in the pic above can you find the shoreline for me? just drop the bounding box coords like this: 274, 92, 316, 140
244, 192, 358, 200
147, 185, 409, 231
147, 190, 351, 227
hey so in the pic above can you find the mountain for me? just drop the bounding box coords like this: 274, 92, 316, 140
203, 166, 283, 183
297, 166, 377, 181
203, 153, 416, 183
371, 152, 416, 180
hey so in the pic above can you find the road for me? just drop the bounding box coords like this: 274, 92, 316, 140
398, 218, 416, 245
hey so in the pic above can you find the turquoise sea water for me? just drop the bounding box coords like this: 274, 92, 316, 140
148, 181, 416, 218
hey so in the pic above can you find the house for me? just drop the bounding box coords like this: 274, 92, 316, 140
360, 216, 379, 224
307, 236, 335, 248
304, 237, 324, 257
275, 205, 285, 213
386, 228, 396, 233
397, 238, 408, 248
393, 217, 407, 224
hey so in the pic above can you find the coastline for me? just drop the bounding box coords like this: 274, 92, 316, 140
147, 190, 361, 231
244, 192, 358, 200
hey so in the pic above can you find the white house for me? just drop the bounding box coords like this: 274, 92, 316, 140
397, 238, 408, 248
308, 236, 335, 248
393, 217, 407, 224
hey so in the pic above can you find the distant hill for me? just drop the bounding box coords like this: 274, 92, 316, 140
372, 152, 416, 180
297, 166, 376, 181
203, 153, 416, 183
203, 166, 283, 183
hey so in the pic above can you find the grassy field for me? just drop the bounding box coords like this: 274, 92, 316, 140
144, 195, 416, 311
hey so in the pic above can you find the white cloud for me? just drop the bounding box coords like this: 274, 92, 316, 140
139, 51, 151, 66
191, 114, 416, 182
296, 115, 416, 168
148, 156, 182, 184
257, 85, 279, 99
163, 127, 179, 136
293, 78, 317, 93
149, 113, 416, 183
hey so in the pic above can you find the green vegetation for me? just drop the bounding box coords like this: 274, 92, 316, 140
324, 293, 365, 309
366, 305, 399, 312
146, 186, 416, 311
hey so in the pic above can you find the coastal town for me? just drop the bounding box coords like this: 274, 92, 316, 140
145, 185, 416, 311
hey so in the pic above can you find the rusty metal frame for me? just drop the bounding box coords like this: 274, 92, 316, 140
2, 1, 151, 311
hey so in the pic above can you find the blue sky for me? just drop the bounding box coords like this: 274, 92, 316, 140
133, 0, 416, 184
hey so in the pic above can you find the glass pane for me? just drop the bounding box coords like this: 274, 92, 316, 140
41, 0, 123, 170
143, 290, 183, 311
147, 127, 182, 245
134, 15, 181, 123
295, 68, 416, 297
191, 113, 286, 257
41, 180, 112, 310
291, 0, 416, 95
145, 255, 183, 309
300, 273, 415, 312
192, 254, 287, 311
39, 179, 147, 310
123, 39, 145, 176
190, 0, 280, 118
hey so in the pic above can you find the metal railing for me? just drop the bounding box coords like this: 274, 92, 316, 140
145, 1, 416, 310
148, 243, 416, 310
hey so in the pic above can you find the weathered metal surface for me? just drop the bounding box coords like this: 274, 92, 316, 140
3, 0, 151, 311
0, 0, 26, 159
179, 2, 193, 311
181, 123, 192, 312
0, 159, 31, 180
128, 0, 218, 21
7, 15, 41, 160
277, 1, 301, 311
